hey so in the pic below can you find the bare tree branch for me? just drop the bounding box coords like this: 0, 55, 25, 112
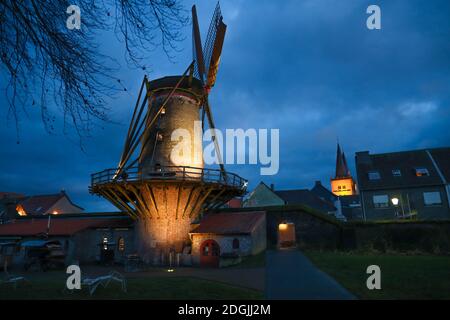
0, 0, 188, 142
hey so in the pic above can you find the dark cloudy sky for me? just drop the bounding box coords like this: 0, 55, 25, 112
1, 0, 449, 212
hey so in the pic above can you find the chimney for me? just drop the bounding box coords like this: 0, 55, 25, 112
315, 180, 322, 186
270, 183, 274, 191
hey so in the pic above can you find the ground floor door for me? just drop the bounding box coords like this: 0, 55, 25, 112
200, 239, 220, 268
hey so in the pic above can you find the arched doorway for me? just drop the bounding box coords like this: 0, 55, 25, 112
200, 239, 220, 268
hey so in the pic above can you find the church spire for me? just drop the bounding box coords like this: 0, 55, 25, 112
335, 143, 350, 178
331, 142, 357, 196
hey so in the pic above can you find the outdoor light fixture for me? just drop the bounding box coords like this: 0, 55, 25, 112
52, 210, 59, 215
391, 197, 399, 206
167, 269, 174, 273
278, 223, 288, 231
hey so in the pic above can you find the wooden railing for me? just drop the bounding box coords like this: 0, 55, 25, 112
91, 165, 247, 189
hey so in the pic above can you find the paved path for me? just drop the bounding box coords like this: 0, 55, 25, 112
265, 250, 356, 300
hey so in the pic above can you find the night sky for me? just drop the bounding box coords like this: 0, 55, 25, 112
1, 0, 449, 212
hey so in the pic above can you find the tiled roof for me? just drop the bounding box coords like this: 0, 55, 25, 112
17, 191, 84, 215
0, 217, 132, 236
19, 193, 64, 215
190, 211, 265, 235
310, 181, 337, 203
356, 148, 449, 191
274, 189, 336, 213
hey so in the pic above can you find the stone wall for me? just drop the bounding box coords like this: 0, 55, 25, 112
72, 227, 135, 264
216, 206, 343, 251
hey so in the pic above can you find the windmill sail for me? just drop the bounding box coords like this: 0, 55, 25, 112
192, 5, 206, 83
203, 2, 227, 90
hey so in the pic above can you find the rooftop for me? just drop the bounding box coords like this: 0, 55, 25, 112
356, 147, 450, 190
0, 216, 132, 237
190, 211, 265, 235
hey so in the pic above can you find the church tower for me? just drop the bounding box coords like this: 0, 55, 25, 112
330, 143, 357, 196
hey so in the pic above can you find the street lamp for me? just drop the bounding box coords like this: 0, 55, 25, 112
391, 197, 399, 206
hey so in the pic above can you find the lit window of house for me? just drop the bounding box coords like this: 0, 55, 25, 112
392, 169, 401, 177
373, 195, 389, 208
423, 192, 442, 206
415, 168, 430, 177
118, 237, 125, 252
368, 171, 381, 180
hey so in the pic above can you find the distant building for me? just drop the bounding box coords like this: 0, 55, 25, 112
330, 143, 357, 196
0, 213, 134, 266
15, 191, 84, 217
243, 182, 338, 217
1, 191, 84, 222
355, 147, 450, 220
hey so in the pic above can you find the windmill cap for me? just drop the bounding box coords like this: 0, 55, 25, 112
148, 76, 204, 96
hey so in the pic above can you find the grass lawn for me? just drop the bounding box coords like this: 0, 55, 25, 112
305, 251, 450, 300
0, 274, 263, 300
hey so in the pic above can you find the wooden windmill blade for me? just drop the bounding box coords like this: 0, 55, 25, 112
205, 19, 226, 90
202, 2, 226, 90
192, 5, 206, 83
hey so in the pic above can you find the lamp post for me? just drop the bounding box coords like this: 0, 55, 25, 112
391, 196, 405, 219
391, 197, 399, 218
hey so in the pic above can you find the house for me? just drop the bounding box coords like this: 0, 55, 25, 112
14, 191, 84, 217
189, 211, 266, 267
355, 147, 450, 221
243, 182, 339, 218
0, 213, 134, 267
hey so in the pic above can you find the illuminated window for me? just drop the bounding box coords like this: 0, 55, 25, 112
202, 245, 209, 256
368, 171, 381, 180
102, 237, 108, 251
415, 168, 429, 177
118, 237, 125, 252
232, 238, 240, 249
16, 205, 26, 216
373, 195, 389, 208
423, 192, 442, 206
392, 169, 401, 177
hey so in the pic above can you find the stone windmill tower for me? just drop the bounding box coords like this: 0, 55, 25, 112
90, 3, 247, 265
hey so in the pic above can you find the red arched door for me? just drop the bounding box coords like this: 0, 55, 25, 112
200, 239, 220, 268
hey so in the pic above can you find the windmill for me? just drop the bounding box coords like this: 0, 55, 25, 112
89, 2, 247, 265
